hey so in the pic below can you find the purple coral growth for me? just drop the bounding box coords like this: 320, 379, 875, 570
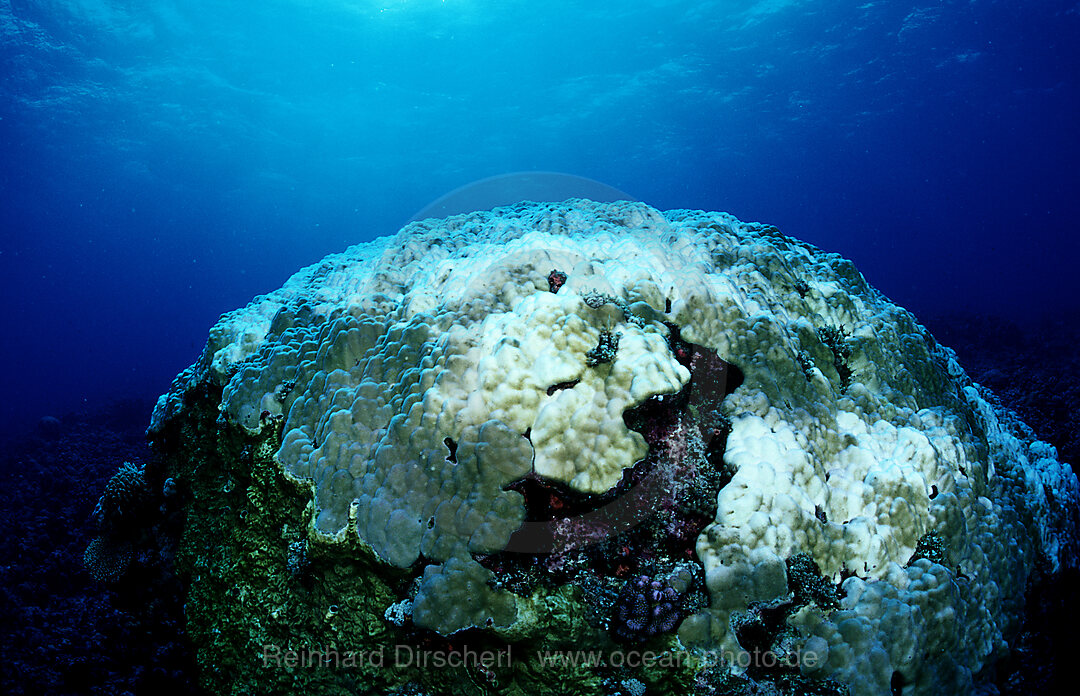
547, 269, 567, 293
609, 568, 690, 643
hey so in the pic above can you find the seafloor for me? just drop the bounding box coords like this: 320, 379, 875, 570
1, 312, 1076, 696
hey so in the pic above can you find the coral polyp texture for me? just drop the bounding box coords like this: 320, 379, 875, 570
147, 199, 1078, 696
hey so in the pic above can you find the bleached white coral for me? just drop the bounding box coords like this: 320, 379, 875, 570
150, 199, 1078, 694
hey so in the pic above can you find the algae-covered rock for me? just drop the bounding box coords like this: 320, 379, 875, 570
143, 199, 1079, 696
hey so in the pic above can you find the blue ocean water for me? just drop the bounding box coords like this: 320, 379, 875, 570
1, 0, 1078, 443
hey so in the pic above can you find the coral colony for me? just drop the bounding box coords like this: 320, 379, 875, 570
93, 199, 1079, 695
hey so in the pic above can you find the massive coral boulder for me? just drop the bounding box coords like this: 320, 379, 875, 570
147, 199, 1078, 696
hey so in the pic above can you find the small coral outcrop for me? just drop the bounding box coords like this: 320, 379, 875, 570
83, 461, 151, 583
92, 461, 149, 530
610, 566, 695, 643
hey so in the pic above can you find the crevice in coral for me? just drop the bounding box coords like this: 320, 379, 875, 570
817, 324, 854, 390
479, 330, 744, 645
545, 379, 580, 396
546, 269, 567, 293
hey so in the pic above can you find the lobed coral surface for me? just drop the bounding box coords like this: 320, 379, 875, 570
147, 199, 1079, 696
